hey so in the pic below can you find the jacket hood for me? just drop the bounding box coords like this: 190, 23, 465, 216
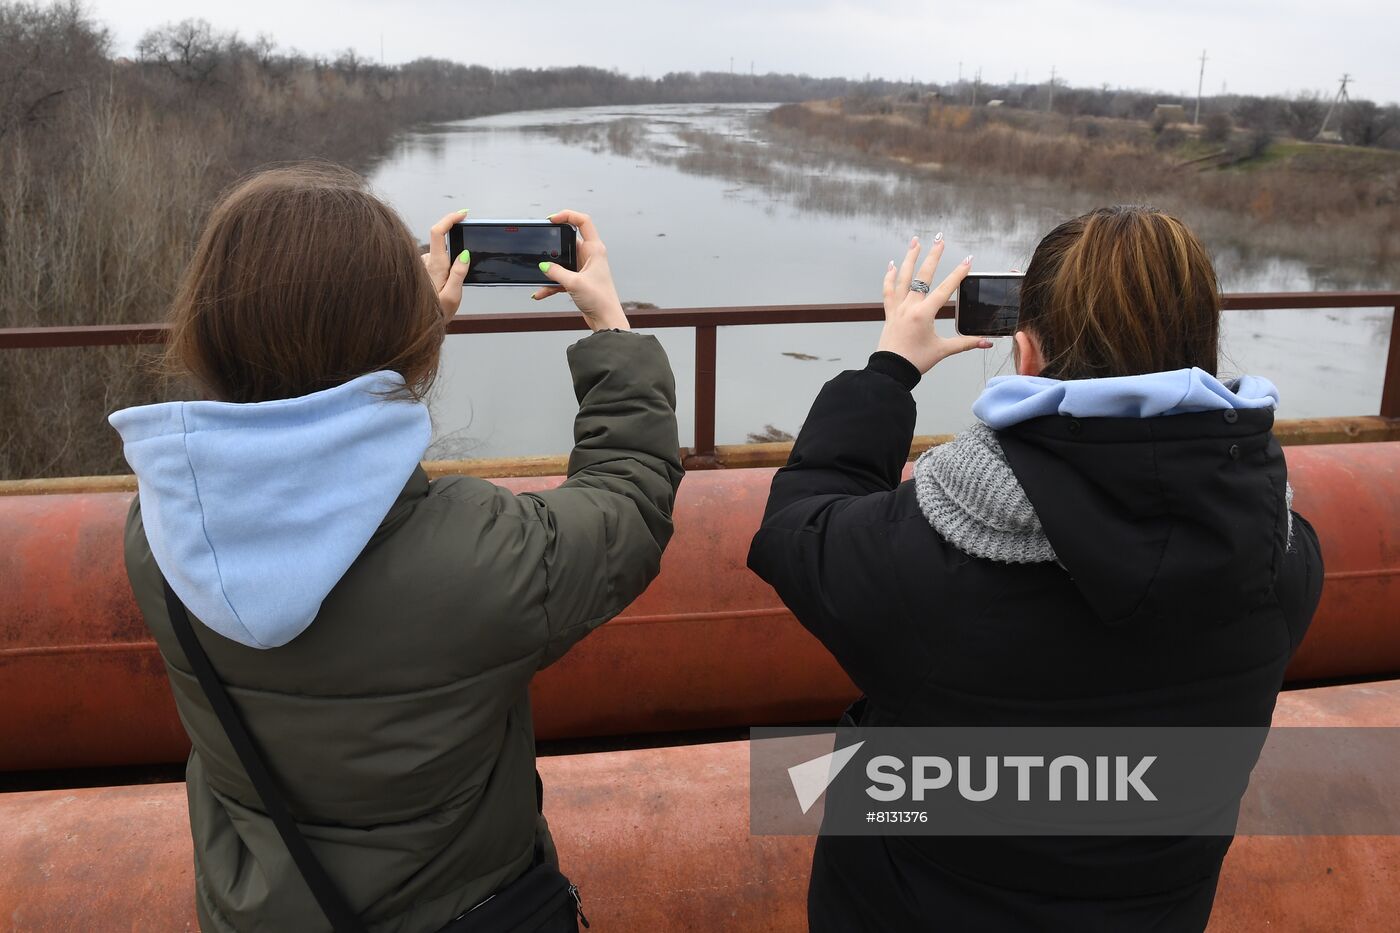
973, 367, 1279, 428
982, 370, 1291, 627
109, 372, 431, 648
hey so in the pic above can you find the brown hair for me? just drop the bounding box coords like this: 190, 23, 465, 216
1018, 205, 1220, 380
164, 163, 444, 403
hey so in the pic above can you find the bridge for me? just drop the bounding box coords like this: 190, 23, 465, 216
1, 292, 1398, 929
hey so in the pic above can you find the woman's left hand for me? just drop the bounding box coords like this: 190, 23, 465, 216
422, 210, 472, 319
877, 234, 992, 374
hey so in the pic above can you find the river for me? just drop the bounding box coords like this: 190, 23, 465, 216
369, 103, 1394, 459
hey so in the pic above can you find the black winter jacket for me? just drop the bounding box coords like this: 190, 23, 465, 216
747, 352, 1325, 933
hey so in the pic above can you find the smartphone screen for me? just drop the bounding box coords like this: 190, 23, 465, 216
447, 221, 578, 286
957, 274, 1023, 337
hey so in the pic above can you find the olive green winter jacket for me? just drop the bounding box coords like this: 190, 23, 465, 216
121, 331, 682, 932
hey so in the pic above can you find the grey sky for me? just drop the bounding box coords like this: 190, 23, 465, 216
86, 0, 1397, 104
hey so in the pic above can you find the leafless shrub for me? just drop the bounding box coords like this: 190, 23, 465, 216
0, 94, 216, 477
1202, 113, 1232, 144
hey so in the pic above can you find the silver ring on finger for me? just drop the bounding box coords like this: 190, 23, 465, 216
909, 279, 931, 295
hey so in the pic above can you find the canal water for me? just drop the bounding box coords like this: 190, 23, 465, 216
369, 103, 1394, 459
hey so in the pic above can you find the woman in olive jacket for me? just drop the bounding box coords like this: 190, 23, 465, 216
110, 166, 682, 931
748, 209, 1324, 932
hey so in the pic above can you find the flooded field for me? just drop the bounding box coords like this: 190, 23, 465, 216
370, 103, 1394, 458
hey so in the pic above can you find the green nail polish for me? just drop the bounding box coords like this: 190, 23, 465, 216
538, 261, 551, 273
457, 208, 469, 214
457, 250, 469, 264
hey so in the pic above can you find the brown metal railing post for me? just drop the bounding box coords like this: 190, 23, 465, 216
688, 324, 719, 469
1383, 303, 1400, 420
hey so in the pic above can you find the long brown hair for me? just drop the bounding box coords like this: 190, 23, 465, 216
164, 163, 444, 403
1018, 206, 1220, 380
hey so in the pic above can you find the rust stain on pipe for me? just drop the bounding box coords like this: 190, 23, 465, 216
1, 680, 1398, 932
1, 445, 1398, 771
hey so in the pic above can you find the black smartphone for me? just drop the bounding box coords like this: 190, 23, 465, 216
446, 220, 579, 286
956, 273, 1023, 337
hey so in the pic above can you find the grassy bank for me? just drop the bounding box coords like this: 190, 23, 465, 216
0, 4, 922, 480
768, 99, 1400, 271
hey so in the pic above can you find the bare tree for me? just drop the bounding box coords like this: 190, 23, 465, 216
334, 48, 363, 78
1341, 100, 1391, 147
1284, 93, 1326, 140
136, 19, 231, 87
0, 1, 108, 139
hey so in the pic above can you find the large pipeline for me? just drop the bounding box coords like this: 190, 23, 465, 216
2, 443, 1399, 772
2, 679, 1398, 932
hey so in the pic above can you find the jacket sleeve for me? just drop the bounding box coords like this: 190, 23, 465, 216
746, 352, 925, 703
521, 330, 684, 668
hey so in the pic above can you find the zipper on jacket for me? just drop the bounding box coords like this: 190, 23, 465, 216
569, 884, 590, 928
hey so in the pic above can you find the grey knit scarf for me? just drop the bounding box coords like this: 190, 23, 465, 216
912, 423, 1057, 565
913, 423, 1295, 564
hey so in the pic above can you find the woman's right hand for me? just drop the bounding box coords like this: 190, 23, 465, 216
877, 234, 990, 374
533, 210, 631, 332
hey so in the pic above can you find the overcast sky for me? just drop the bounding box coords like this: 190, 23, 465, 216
86, 0, 1398, 105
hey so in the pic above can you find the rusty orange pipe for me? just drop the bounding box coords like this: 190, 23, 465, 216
1, 679, 1398, 932
2, 444, 1399, 772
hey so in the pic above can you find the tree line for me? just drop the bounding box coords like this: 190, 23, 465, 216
890, 79, 1399, 150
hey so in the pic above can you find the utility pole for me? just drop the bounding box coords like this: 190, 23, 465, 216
1193, 49, 1208, 125
379, 33, 384, 65
957, 61, 963, 84
972, 68, 981, 107
1317, 74, 1352, 138
1047, 65, 1056, 112
729, 56, 734, 74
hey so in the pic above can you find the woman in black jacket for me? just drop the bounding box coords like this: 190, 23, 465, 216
747, 207, 1324, 932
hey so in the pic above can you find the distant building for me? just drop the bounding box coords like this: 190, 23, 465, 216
986, 99, 1004, 108
1154, 103, 1188, 125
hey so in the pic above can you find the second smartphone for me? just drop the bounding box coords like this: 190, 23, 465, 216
956, 273, 1023, 337
448, 220, 579, 286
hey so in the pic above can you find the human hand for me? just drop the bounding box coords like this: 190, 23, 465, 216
422, 209, 471, 320
532, 210, 630, 332
877, 233, 991, 374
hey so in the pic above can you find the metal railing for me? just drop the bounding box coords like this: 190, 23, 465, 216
3, 291, 1398, 468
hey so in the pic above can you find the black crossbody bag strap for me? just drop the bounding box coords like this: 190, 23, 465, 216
162, 578, 369, 933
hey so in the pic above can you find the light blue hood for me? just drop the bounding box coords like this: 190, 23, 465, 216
973, 367, 1280, 429
109, 372, 432, 649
